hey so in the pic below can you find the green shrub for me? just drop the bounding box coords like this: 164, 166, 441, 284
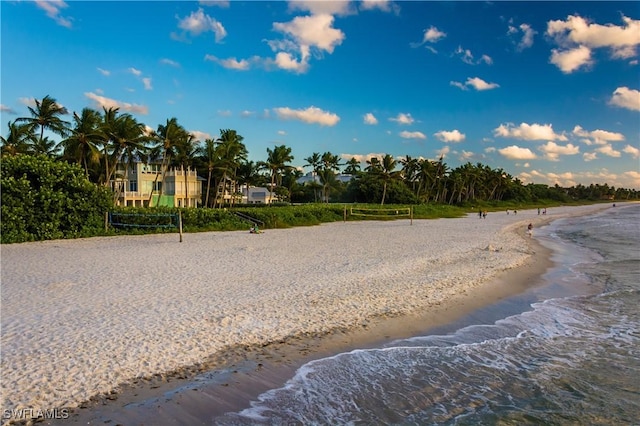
1, 154, 113, 243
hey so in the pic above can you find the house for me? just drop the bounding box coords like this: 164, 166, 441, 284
296, 171, 354, 185
242, 186, 275, 204
111, 162, 203, 208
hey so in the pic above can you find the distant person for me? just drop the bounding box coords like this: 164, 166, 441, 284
543, 208, 547, 215
514, 210, 517, 215
527, 223, 533, 238
482, 211, 487, 219
506, 209, 510, 215
478, 209, 482, 219
250, 225, 261, 234
538, 207, 541, 215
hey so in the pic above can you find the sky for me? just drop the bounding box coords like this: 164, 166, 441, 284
1, 1, 639, 189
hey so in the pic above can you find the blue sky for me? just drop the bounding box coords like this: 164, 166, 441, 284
2, 1, 639, 189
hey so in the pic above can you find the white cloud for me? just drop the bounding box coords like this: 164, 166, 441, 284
572, 125, 625, 145
389, 113, 414, 125
399, 131, 426, 139
217, 110, 232, 117
342, 152, 388, 163
623, 144, 640, 159
359, 0, 398, 13
494, 122, 567, 141
538, 141, 580, 161
160, 58, 180, 68
35, 0, 72, 28
498, 145, 537, 160
595, 144, 621, 158
84, 92, 148, 115
549, 45, 592, 73
608, 87, 640, 111
412, 26, 446, 47
454, 46, 492, 65
174, 8, 227, 42
272, 51, 309, 73
508, 23, 537, 51
0, 104, 16, 114
273, 14, 345, 54
142, 77, 152, 90
128, 67, 142, 77
363, 113, 378, 125
434, 129, 465, 143
273, 106, 340, 126
546, 15, 639, 72
289, 1, 354, 16
583, 152, 598, 162
205, 55, 252, 70
97, 67, 110, 76
189, 130, 212, 141
199, 0, 230, 7
450, 77, 499, 91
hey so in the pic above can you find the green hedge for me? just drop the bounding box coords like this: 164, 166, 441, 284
1, 154, 113, 243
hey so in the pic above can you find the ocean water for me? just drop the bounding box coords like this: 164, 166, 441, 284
216, 204, 640, 425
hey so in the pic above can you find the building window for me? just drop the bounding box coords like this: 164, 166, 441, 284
154, 181, 162, 192
129, 180, 138, 192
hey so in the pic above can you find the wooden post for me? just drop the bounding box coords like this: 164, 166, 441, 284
105, 212, 109, 231
344, 205, 347, 222
178, 211, 183, 243
410, 207, 413, 225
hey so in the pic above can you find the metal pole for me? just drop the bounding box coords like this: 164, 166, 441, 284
178, 211, 183, 243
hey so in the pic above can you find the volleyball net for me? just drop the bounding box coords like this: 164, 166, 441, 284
347, 206, 413, 224
106, 211, 184, 241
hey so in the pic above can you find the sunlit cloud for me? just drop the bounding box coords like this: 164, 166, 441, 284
608, 86, 640, 111
35, 0, 72, 28
434, 129, 465, 142
173, 8, 227, 42
451, 77, 499, 91
494, 122, 567, 141
84, 92, 148, 115
97, 67, 110, 76
399, 131, 427, 139
363, 113, 378, 125
573, 125, 625, 145
0, 104, 16, 114
498, 145, 537, 160
389, 113, 414, 125
538, 141, 580, 161
508, 22, 537, 51
204, 54, 252, 70
160, 58, 181, 68
273, 106, 340, 126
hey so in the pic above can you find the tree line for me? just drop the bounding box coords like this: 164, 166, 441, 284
2, 95, 638, 206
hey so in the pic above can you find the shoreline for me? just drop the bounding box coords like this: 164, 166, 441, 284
50, 226, 554, 425
2, 204, 616, 426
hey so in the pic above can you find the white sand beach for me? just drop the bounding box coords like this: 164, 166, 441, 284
0, 204, 612, 424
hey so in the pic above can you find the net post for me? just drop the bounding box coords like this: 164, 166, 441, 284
105, 212, 109, 231
344, 205, 347, 222
178, 211, 183, 243
410, 206, 413, 225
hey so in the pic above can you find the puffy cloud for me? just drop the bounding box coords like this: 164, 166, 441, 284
189, 130, 212, 142
608, 87, 640, 111
174, 8, 226, 42
84, 92, 148, 115
434, 129, 465, 143
450, 77, 499, 91
573, 125, 625, 145
623, 144, 640, 159
389, 113, 414, 125
35, 0, 72, 28
341, 152, 388, 163
411, 26, 446, 47
583, 152, 598, 162
359, 0, 399, 13
538, 141, 580, 161
549, 45, 592, 73
289, 1, 354, 16
546, 15, 639, 72
273, 14, 345, 54
272, 51, 310, 73
494, 122, 567, 141
273, 106, 340, 126
508, 23, 537, 51
595, 144, 621, 158
498, 145, 537, 160
363, 113, 378, 125
399, 131, 427, 139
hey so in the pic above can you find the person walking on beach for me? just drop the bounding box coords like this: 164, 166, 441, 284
527, 223, 533, 238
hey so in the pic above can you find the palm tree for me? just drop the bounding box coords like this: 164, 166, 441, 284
260, 144, 294, 203
151, 118, 188, 205
303, 152, 322, 202
16, 95, 70, 145
60, 108, 103, 179
198, 138, 218, 207
1, 121, 35, 156
173, 132, 199, 207
215, 129, 247, 207
378, 154, 401, 205
343, 157, 361, 176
